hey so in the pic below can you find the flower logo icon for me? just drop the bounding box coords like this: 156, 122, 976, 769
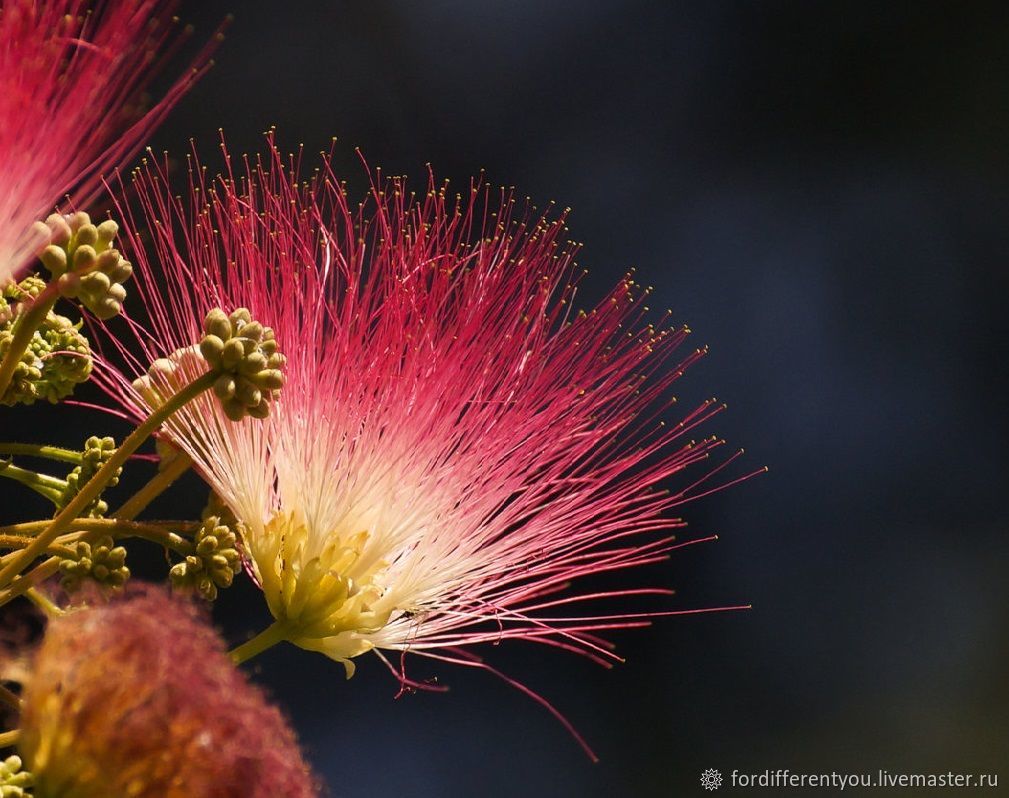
700, 769, 723, 791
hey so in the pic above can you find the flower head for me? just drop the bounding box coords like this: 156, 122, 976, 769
19, 588, 317, 798
0, 0, 220, 286
97, 136, 756, 744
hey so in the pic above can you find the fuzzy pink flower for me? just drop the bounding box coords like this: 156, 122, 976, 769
97, 137, 758, 756
0, 0, 219, 286
20, 588, 318, 797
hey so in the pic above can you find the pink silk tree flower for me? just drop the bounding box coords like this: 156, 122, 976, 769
0, 0, 219, 286
19, 589, 318, 798
97, 138, 758, 755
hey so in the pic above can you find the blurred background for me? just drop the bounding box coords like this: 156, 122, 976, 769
4, 1, 1009, 795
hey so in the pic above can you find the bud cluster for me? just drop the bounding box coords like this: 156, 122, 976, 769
200, 308, 286, 421
57, 535, 130, 594
170, 512, 243, 601
132, 308, 286, 423
33, 212, 132, 320
0, 755, 32, 797
60, 436, 121, 517
3, 275, 45, 302
0, 280, 93, 406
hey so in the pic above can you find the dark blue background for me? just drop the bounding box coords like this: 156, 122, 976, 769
4, 2, 1008, 796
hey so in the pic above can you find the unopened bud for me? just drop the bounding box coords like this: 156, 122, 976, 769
39, 244, 67, 275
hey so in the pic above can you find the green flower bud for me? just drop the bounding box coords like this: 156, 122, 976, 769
74, 223, 99, 248
106, 259, 132, 284
71, 245, 96, 272
39, 245, 67, 276
56, 272, 80, 298
203, 308, 232, 342
95, 219, 118, 243
79, 270, 109, 295
258, 369, 285, 390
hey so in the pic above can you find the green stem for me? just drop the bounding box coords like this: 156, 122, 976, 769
0, 534, 33, 551
0, 518, 195, 547
0, 462, 66, 503
0, 281, 59, 400
114, 450, 193, 520
0, 729, 19, 749
26, 587, 63, 617
119, 525, 193, 555
0, 443, 82, 465
0, 370, 217, 589
230, 621, 290, 665
0, 560, 59, 606
0, 520, 198, 608
0, 533, 79, 557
